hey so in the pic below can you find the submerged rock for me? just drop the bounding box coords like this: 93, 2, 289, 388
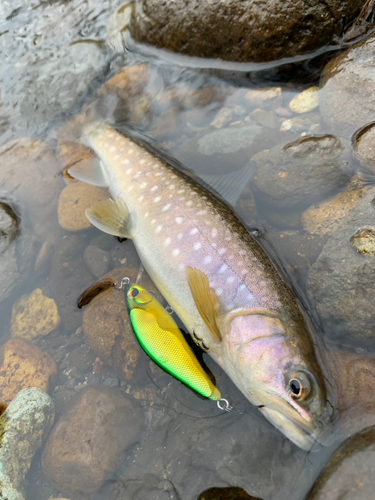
307, 188, 375, 340
130, 0, 364, 63
0, 338, 57, 404
0, 388, 55, 500
42, 385, 143, 498
11, 288, 61, 341
307, 426, 375, 500
251, 135, 352, 209
288, 87, 319, 114
352, 121, 375, 175
320, 32, 375, 137
83, 245, 111, 278
82, 267, 140, 380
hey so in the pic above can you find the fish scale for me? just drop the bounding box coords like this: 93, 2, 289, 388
70, 122, 331, 450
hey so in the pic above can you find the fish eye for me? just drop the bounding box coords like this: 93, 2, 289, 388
129, 288, 139, 299
286, 371, 312, 401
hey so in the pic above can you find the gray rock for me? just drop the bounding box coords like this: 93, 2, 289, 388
320, 32, 375, 138
83, 245, 111, 278
353, 121, 375, 175
251, 135, 352, 209
176, 124, 293, 175
0, 388, 55, 500
307, 427, 375, 500
307, 188, 375, 341
130, 0, 364, 63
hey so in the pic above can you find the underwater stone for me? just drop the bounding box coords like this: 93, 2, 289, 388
130, 0, 364, 63
307, 426, 375, 500
251, 135, 352, 209
288, 86, 319, 114
42, 385, 143, 498
320, 32, 375, 138
0, 388, 55, 500
82, 267, 140, 380
11, 288, 61, 341
83, 245, 110, 278
350, 228, 375, 256
352, 121, 375, 174
0, 338, 57, 404
244, 87, 282, 109
58, 182, 109, 232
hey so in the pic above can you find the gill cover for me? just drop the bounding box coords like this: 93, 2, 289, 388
126, 284, 221, 400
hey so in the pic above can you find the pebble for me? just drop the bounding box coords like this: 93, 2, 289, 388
288, 86, 319, 114
0, 338, 57, 403
42, 385, 143, 498
67, 345, 96, 372
280, 112, 320, 133
64, 378, 76, 390
103, 377, 120, 388
244, 87, 282, 109
210, 107, 234, 129
83, 245, 111, 278
57, 182, 109, 231
11, 288, 61, 341
0, 388, 55, 500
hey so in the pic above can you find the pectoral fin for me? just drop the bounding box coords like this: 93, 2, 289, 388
186, 267, 222, 342
86, 197, 133, 238
68, 159, 108, 187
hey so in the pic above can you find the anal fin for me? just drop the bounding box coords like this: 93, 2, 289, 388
68, 158, 108, 187
86, 197, 132, 239
186, 267, 221, 342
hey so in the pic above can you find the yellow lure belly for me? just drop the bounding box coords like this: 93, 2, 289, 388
126, 283, 221, 401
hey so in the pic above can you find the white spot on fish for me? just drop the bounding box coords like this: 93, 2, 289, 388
178, 263, 184, 271
122, 159, 130, 165
193, 242, 201, 251
219, 264, 227, 274
169, 184, 175, 190
156, 172, 164, 177
164, 238, 171, 246
218, 248, 227, 255
177, 189, 185, 194
140, 182, 147, 189
128, 186, 134, 192
216, 288, 223, 296
151, 219, 156, 225
162, 203, 171, 212
239, 284, 246, 291
172, 248, 180, 256
108, 133, 114, 138
190, 228, 198, 235
154, 196, 161, 203
225, 236, 231, 242
144, 212, 149, 218
156, 225, 162, 233
186, 201, 193, 206
151, 185, 158, 192
226, 276, 235, 284
241, 269, 248, 275
197, 210, 207, 216
139, 195, 144, 201
153, 164, 159, 168
114, 155, 119, 160
203, 256, 212, 264
177, 233, 184, 240
140, 159, 146, 165
239, 250, 246, 256
110, 146, 116, 152
128, 149, 134, 154
126, 168, 132, 175
175, 217, 183, 224
211, 228, 218, 238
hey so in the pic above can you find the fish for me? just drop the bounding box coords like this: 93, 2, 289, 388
126, 282, 221, 401
69, 121, 330, 450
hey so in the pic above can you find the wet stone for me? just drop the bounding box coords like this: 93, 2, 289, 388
0, 388, 55, 500
288, 86, 319, 114
210, 107, 234, 129
0, 338, 57, 404
307, 426, 375, 500
307, 188, 375, 340
244, 87, 282, 109
249, 109, 277, 128
130, 1, 363, 63
350, 228, 375, 255
0, 201, 19, 252
280, 112, 320, 133
11, 288, 61, 341
58, 182, 109, 232
353, 121, 375, 174
67, 345, 96, 372
320, 32, 375, 137
82, 267, 140, 380
41, 385, 144, 498
111, 474, 181, 500
83, 245, 110, 278
251, 135, 352, 209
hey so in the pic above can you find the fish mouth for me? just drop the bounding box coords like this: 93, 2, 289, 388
259, 407, 322, 451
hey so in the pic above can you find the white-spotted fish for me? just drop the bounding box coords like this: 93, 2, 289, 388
69, 122, 330, 450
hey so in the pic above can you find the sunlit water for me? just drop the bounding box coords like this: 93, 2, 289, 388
0, 1, 374, 500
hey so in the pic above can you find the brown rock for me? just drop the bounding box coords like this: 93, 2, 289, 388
11, 288, 61, 340
302, 184, 370, 238
0, 338, 57, 404
42, 385, 144, 498
0, 137, 63, 243
198, 487, 262, 499
130, 0, 364, 63
244, 87, 282, 108
320, 32, 375, 137
58, 182, 109, 231
82, 267, 140, 380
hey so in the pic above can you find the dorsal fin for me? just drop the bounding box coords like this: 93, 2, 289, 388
186, 267, 221, 342
68, 158, 108, 187
85, 197, 132, 238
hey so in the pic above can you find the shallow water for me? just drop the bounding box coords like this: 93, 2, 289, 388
1, 1, 375, 500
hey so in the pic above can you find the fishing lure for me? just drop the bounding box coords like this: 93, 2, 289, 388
123, 279, 226, 404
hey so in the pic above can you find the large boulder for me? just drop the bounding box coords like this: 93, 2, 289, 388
130, 0, 364, 63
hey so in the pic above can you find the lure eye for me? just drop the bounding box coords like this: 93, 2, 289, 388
286, 371, 312, 401
129, 288, 139, 299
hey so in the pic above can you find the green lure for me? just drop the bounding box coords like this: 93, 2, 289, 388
126, 283, 221, 401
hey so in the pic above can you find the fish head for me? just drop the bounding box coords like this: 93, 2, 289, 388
223, 312, 331, 450
126, 284, 154, 310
